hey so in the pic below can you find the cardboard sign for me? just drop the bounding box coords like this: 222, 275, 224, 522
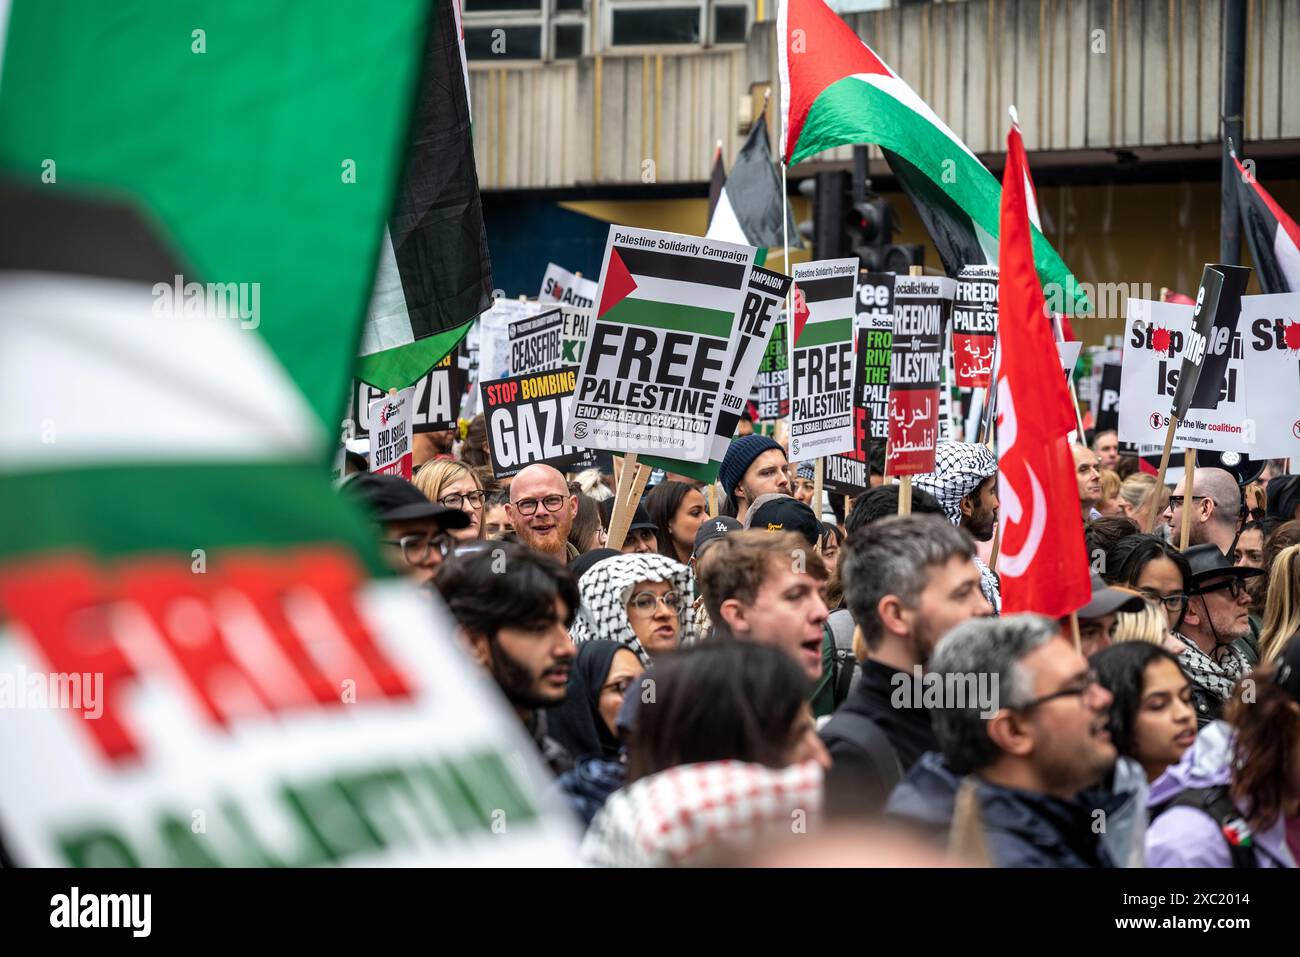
564, 225, 756, 459
751, 317, 789, 422
0, 556, 580, 866
368, 387, 414, 478
1095, 363, 1122, 435
886, 275, 955, 476
479, 299, 541, 386
481, 367, 583, 478
352, 353, 465, 437
1171, 264, 1252, 418
560, 306, 593, 366
508, 307, 564, 376
1119, 295, 1300, 457
855, 273, 895, 442
539, 263, 597, 311
640, 265, 792, 484
789, 258, 859, 463
952, 265, 998, 388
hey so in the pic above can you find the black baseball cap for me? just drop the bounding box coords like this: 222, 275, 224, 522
599, 498, 657, 534
1077, 570, 1148, 619
745, 494, 821, 547
693, 515, 742, 556
345, 472, 471, 529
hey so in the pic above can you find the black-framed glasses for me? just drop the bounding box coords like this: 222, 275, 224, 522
628, 591, 683, 616
381, 533, 454, 565
512, 494, 567, 516
439, 490, 484, 510
1167, 494, 1207, 509
1012, 669, 1099, 712
1138, 590, 1189, 614
1195, 578, 1250, 600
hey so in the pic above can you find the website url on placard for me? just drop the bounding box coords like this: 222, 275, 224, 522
1113, 916, 1250, 931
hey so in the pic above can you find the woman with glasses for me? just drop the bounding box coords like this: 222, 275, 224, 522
1105, 534, 1193, 635
568, 553, 695, 664
413, 459, 486, 542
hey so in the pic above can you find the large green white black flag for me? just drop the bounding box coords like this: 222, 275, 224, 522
0, 0, 576, 867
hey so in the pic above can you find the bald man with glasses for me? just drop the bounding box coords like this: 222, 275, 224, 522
507, 464, 581, 563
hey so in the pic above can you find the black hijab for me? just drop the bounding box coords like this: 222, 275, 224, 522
546, 640, 626, 761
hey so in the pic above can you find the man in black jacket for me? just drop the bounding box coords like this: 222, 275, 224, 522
821, 515, 992, 816
887, 615, 1120, 867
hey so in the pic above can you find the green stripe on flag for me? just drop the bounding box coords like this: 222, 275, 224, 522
0, 463, 387, 575
795, 317, 852, 348
355, 319, 473, 392
603, 298, 734, 339
638, 454, 721, 485
796, 77, 1089, 314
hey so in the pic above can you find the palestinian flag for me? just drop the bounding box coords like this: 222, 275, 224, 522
791, 262, 856, 348
708, 140, 725, 224
356, 0, 494, 392
706, 113, 797, 250
0, 0, 577, 868
596, 240, 750, 340
1233, 150, 1300, 294
777, 0, 1086, 311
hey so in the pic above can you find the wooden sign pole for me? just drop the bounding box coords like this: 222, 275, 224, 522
1145, 416, 1180, 533
1179, 449, 1197, 551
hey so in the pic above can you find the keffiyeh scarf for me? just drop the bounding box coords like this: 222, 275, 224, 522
569, 553, 696, 665
1176, 633, 1248, 701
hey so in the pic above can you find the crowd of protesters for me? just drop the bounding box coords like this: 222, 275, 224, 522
338, 415, 1300, 867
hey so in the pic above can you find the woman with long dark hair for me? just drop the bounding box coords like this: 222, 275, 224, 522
643, 479, 707, 565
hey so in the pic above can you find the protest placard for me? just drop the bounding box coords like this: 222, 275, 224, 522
886, 275, 955, 476
367, 387, 414, 478
480, 367, 583, 478
856, 273, 894, 442
952, 265, 998, 388
1119, 294, 1300, 457
1095, 363, 1122, 435
641, 265, 792, 483
821, 273, 893, 495
788, 258, 858, 463
0, 566, 580, 866
563, 225, 756, 460
539, 262, 597, 310
751, 316, 789, 422
561, 306, 593, 366
479, 298, 541, 384
508, 306, 564, 375
352, 352, 465, 437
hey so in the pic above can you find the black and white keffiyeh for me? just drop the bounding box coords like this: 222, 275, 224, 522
911, 442, 999, 525
569, 553, 696, 665
911, 442, 1001, 612
1176, 632, 1248, 702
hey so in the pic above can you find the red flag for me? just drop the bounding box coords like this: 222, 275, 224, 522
994, 111, 1091, 619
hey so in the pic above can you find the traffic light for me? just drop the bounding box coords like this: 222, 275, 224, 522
795, 169, 924, 272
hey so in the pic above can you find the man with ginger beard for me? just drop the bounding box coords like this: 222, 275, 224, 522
508, 463, 580, 563
435, 542, 579, 775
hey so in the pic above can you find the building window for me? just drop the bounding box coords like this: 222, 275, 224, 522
611, 7, 702, 46
464, 25, 543, 60
712, 4, 747, 43
463, 0, 543, 10
555, 0, 585, 10
554, 23, 585, 58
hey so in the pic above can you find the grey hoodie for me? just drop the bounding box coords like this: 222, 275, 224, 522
1145, 721, 1296, 868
